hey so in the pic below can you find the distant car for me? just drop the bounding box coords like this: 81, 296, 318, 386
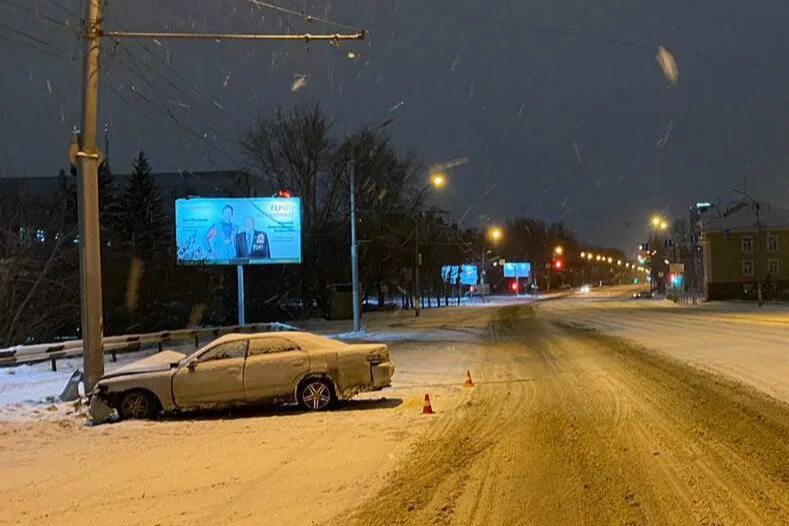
632, 290, 654, 299
579, 285, 591, 294
90, 331, 394, 419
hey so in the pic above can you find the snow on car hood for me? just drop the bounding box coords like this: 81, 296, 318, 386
101, 350, 186, 379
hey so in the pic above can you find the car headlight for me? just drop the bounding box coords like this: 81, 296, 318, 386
367, 347, 389, 365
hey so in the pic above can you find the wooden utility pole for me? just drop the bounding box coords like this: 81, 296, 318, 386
75, 1, 366, 389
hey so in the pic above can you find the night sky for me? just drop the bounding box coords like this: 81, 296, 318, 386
2, 0, 789, 252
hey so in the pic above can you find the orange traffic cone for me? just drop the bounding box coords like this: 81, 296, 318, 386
422, 393, 434, 414
464, 370, 475, 388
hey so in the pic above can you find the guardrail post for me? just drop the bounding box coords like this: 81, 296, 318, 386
194, 334, 199, 348
110, 350, 117, 362
50, 358, 57, 372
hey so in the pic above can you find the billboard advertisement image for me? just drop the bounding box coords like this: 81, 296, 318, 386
441, 265, 478, 285
175, 197, 302, 265
503, 262, 531, 279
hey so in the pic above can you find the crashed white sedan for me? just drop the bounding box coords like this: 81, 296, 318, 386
90, 331, 394, 419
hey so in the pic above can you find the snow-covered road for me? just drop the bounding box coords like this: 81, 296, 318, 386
538, 286, 789, 402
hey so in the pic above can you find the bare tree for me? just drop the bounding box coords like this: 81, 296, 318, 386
0, 185, 80, 346
242, 103, 345, 312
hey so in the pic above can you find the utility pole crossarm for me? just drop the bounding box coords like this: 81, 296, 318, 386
99, 30, 366, 42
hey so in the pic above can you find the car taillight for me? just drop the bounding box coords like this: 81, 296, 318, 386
367, 347, 389, 364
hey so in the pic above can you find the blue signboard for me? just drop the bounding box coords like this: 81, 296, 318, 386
503, 262, 531, 278
175, 197, 302, 265
441, 265, 478, 285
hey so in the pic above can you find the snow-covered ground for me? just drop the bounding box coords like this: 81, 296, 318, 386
0, 343, 198, 419
539, 286, 789, 402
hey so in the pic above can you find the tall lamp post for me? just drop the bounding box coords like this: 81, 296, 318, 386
414, 172, 447, 317
481, 226, 503, 302
649, 215, 670, 293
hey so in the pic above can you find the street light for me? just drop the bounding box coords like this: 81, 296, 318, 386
617, 259, 622, 266
414, 177, 448, 317
580, 251, 586, 258
488, 226, 503, 242
587, 253, 593, 260
480, 226, 503, 302
595, 254, 602, 261
651, 214, 669, 231
607, 257, 613, 264
554, 245, 564, 256
429, 172, 447, 190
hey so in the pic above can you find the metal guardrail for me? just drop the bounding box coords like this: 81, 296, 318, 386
0, 322, 295, 371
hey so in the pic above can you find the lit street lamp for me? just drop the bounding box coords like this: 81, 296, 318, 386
414, 175, 448, 317
554, 245, 564, 256
488, 226, 504, 242
480, 226, 503, 302
429, 172, 447, 190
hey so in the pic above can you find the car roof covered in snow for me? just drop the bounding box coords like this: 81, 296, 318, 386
208, 331, 348, 350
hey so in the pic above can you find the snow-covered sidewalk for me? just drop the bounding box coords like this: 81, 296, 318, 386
539, 289, 789, 403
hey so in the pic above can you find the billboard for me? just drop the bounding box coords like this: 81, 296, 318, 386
175, 197, 302, 265
503, 262, 531, 278
441, 265, 478, 285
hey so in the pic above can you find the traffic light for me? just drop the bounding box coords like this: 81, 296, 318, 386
510, 281, 518, 293
553, 259, 563, 270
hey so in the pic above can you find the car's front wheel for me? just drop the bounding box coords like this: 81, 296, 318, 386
297, 379, 335, 411
118, 390, 159, 420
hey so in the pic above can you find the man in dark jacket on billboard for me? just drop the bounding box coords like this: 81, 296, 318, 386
236, 216, 270, 259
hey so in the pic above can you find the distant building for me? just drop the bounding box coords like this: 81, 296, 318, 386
699, 201, 789, 300
1, 168, 264, 208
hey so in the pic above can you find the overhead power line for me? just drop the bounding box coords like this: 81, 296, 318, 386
241, 0, 362, 32
0, 0, 78, 33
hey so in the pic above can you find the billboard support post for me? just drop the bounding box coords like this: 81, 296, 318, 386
237, 265, 245, 326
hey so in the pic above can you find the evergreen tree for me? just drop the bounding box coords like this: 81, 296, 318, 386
98, 159, 120, 240
117, 151, 168, 258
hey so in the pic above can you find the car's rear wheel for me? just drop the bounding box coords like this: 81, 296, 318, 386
297, 379, 335, 411
118, 390, 159, 420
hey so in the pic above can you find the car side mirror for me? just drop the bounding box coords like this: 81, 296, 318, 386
187, 359, 198, 371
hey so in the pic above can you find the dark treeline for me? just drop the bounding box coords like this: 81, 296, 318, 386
0, 103, 605, 347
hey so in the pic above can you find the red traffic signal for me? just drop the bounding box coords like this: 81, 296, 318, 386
553, 259, 563, 270
510, 281, 518, 292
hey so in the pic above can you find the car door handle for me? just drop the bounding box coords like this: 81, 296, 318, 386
291, 360, 305, 366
